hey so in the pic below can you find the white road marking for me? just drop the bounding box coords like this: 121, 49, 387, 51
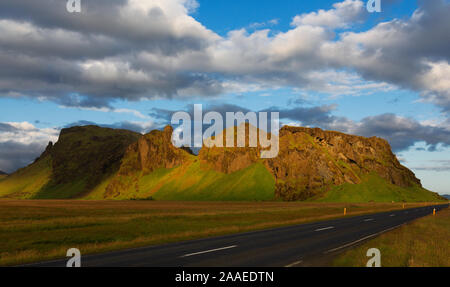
180, 245, 237, 258
315, 226, 334, 232
363, 218, 374, 222
285, 260, 303, 267
323, 224, 405, 254
390, 214, 395, 217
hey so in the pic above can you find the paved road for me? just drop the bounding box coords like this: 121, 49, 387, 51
27, 204, 448, 267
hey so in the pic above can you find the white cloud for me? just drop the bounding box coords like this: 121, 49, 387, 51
291, 0, 365, 28
0, 122, 58, 145
0, 0, 449, 116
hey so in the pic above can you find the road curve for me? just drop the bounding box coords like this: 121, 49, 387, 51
25, 203, 449, 267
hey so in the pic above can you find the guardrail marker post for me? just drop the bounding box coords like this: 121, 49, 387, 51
433, 208, 436, 216
344, 208, 346, 215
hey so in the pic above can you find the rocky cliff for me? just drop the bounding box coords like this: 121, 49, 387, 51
0, 124, 442, 202
199, 125, 423, 201
104, 125, 192, 198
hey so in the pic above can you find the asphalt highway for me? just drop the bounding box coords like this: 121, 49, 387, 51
26, 203, 449, 267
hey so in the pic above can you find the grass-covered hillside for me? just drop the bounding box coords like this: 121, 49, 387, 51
0, 125, 446, 202
312, 173, 444, 203
86, 160, 275, 201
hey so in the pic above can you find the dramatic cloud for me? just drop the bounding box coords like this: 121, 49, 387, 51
352, 114, 450, 152
1, 0, 450, 171
322, 0, 450, 111
0, 0, 448, 113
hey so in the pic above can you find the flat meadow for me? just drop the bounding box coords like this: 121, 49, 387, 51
0, 199, 438, 266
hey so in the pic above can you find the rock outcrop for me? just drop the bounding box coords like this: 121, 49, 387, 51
44, 125, 140, 190
199, 125, 422, 201
199, 124, 261, 174
0, 124, 432, 202
104, 125, 192, 198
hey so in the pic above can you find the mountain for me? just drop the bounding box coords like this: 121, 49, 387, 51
442, 194, 450, 200
0, 171, 7, 180
0, 124, 445, 202
0, 125, 140, 199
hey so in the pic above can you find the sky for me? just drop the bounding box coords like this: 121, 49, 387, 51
0, 0, 449, 194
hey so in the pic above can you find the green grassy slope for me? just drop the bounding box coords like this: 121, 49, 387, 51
85, 161, 276, 201
312, 173, 444, 202
0, 156, 52, 199
153, 161, 275, 201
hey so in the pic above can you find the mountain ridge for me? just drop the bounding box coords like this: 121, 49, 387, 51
0, 124, 445, 202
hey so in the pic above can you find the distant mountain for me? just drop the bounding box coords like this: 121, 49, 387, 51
0, 170, 7, 180
441, 194, 450, 200
0, 124, 446, 202
0, 171, 7, 175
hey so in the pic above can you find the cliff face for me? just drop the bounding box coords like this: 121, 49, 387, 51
199, 125, 422, 201
0, 124, 434, 202
48, 126, 140, 190
104, 125, 192, 198
267, 126, 420, 200
115, 125, 190, 175
198, 124, 260, 174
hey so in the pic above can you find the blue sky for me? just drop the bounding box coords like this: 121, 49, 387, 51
0, 0, 449, 194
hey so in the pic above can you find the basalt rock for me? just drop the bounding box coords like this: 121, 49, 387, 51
104, 125, 192, 198
200, 125, 422, 201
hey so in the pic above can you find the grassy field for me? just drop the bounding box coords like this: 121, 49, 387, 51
0, 200, 439, 266
313, 173, 443, 203
332, 206, 450, 267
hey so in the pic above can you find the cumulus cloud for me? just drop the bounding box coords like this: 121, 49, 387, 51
0, 0, 448, 114
291, 0, 365, 28
321, 0, 450, 111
